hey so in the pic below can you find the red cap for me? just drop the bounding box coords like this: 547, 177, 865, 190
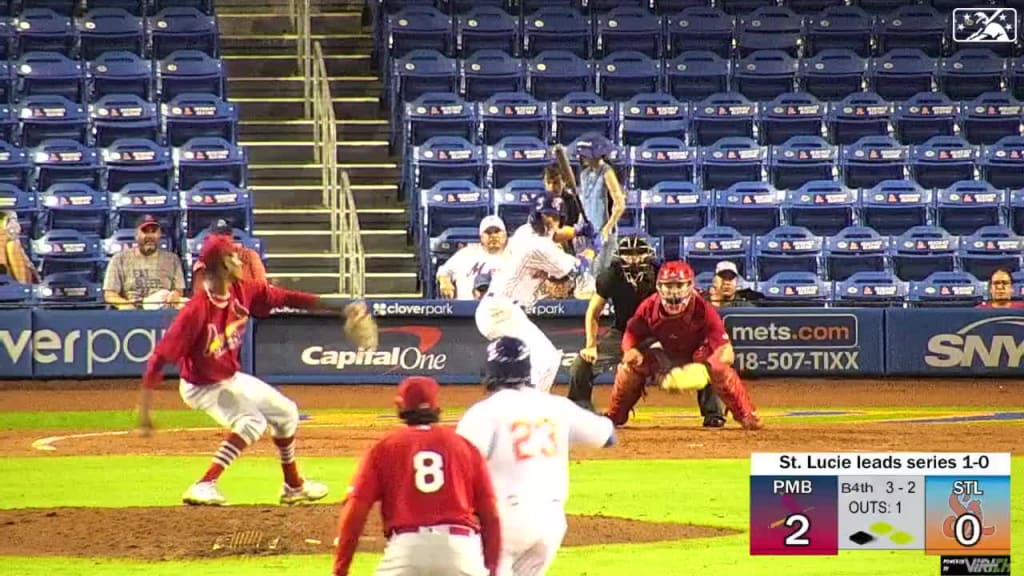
658, 260, 695, 283
136, 215, 160, 231
396, 376, 440, 411
199, 233, 238, 269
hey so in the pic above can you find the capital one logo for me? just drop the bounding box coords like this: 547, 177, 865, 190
925, 316, 1024, 368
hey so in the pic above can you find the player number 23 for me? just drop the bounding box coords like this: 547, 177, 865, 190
413, 451, 445, 494
510, 419, 558, 460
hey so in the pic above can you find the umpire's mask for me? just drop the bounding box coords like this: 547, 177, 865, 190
617, 236, 654, 288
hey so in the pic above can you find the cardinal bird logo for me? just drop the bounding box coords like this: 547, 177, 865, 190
205, 300, 251, 357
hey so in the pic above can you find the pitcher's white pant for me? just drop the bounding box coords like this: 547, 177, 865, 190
475, 295, 561, 393
179, 372, 299, 445
498, 500, 567, 576
375, 525, 489, 576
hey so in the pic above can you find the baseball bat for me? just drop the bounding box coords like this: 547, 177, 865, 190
553, 144, 578, 192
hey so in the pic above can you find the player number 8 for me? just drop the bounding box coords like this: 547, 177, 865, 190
413, 450, 445, 494
784, 513, 811, 546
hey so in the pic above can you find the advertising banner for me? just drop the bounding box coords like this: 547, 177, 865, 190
0, 309, 34, 378
885, 309, 1024, 376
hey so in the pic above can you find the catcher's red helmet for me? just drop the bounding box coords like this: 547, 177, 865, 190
657, 261, 695, 315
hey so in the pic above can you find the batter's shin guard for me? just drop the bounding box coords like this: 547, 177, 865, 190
707, 360, 762, 430
604, 364, 646, 426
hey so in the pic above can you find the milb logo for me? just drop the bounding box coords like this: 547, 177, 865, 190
725, 314, 858, 349
953, 8, 1017, 43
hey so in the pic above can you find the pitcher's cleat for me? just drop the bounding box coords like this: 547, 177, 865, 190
280, 479, 329, 505
182, 481, 226, 506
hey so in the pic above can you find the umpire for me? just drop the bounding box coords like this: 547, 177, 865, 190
568, 236, 726, 427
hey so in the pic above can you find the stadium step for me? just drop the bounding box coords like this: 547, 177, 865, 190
252, 184, 399, 209
243, 140, 391, 164
233, 96, 381, 120
268, 271, 420, 297
248, 163, 398, 186
221, 34, 374, 56
228, 76, 383, 99
264, 252, 417, 274
217, 0, 363, 14
256, 228, 409, 253
240, 119, 390, 141
255, 207, 404, 227
224, 54, 372, 77
219, 13, 363, 36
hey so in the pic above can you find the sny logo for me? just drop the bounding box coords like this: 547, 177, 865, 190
953, 8, 1017, 43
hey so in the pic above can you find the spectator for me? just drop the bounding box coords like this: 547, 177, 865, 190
103, 215, 185, 310
191, 219, 266, 294
576, 134, 626, 273
0, 210, 39, 284
708, 261, 762, 308
978, 269, 1023, 309
436, 215, 508, 300
544, 164, 583, 229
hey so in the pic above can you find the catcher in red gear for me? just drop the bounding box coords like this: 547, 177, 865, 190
602, 260, 763, 430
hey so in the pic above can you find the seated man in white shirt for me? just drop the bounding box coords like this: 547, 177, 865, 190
436, 215, 508, 300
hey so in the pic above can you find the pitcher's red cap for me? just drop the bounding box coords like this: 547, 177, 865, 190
396, 376, 440, 411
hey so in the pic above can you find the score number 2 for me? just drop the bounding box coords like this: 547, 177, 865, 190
784, 513, 811, 546
510, 419, 558, 460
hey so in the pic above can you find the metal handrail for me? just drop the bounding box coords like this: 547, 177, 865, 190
293, 0, 313, 118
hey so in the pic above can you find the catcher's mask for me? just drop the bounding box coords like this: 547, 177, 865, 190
484, 337, 532, 391
656, 261, 695, 315
617, 235, 654, 287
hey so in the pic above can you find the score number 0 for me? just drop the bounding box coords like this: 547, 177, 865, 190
783, 513, 811, 546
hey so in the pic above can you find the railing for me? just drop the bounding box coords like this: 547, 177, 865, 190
290, 0, 313, 118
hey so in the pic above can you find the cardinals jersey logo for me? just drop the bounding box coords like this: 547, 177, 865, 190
205, 300, 250, 357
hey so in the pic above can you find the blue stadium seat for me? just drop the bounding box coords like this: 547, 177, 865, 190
629, 137, 695, 189
869, 49, 936, 102
694, 270, 714, 292
33, 139, 102, 191
104, 138, 174, 191
176, 137, 247, 191
163, 93, 239, 147
0, 141, 32, 189
653, 0, 711, 16
874, 5, 946, 57
618, 92, 689, 145
860, 179, 932, 236
89, 94, 159, 147
35, 272, 104, 307
456, 7, 518, 58
0, 273, 34, 305
183, 180, 253, 238
479, 92, 548, 144
804, 6, 873, 58
421, 179, 491, 239
641, 181, 710, 237
733, 50, 797, 101
0, 21, 11, 62
88, 51, 154, 101
110, 182, 182, 249
958, 225, 1023, 279
779, 0, 844, 15
784, 180, 857, 236
15, 51, 85, 102
487, 135, 550, 188
799, 49, 866, 102
22, 0, 76, 15
840, 135, 907, 189
893, 91, 959, 145
595, 7, 663, 59
824, 225, 891, 281
936, 180, 1005, 236
523, 7, 591, 58
551, 92, 615, 144
768, 135, 837, 191
411, 136, 484, 194
833, 270, 907, 307
423, 225, 480, 297
386, 6, 452, 61
0, 182, 38, 239
460, 49, 525, 101
185, 228, 263, 284
690, 92, 756, 146
157, 50, 224, 102
1009, 57, 1024, 101
892, 225, 958, 281
665, 7, 733, 59
718, 0, 774, 16
526, 50, 594, 101
148, 7, 219, 59
581, 0, 649, 13
154, 0, 215, 13
0, 104, 16, 142
908, 135, 978, 190
955, 13, 1019, 58
79, 8, 144, 60
756, 271, 830, 307
855, 0, 918, 16
908, 271, 984, 308
664, 51, 730, 103
713, 181, 781, 235
597, 51, 661, 101
1011, 189, 1024, 236
0, 62, 11, 105
401, 92, 476, 154
38, 183, 110, 236
85, 1, 147, 16
938, 50, 1006, 101
494, 178, 545, 229
961, 92, 1024, 146
980, 136, 1024, 190
757, 92, 825, 146
826, 91, 892, 146
754, 225, 823, 281
682, 225, 751, 276
392, 50, 458, 123
735, 7, 802, 59
14, 9, 76, 57
34, 230, 105, 284
701, 138, 766, 191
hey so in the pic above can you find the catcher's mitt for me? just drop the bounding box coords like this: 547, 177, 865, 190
343, 303, 379, 350
660, 363, 710, 393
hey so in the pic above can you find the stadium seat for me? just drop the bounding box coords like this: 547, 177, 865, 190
38, 183, 110, 236
526, 50, 594, 101
754, 225, 823, 281
35, 271, 104, 307
33, 139, 103, 191
0, 182, 37, 238
15, 51, 85, 102
597, 51, 661, 102
892, 225, 958, 281
980, 136, 1024, 190
420, 179, 491, 239
682, 225, 751, 276
855, 0, 918, 16
551, 92, 615, 144
908, 135, 978, 190
523, 7, 591, 58
582, 0, 649, 13
784, 180, 857, 237
392, 50, 458, 119
183, 180, 252, 238
162, 93, 239, 147
938, 50, 1006, 102
619, 92, 689, 146
410, 136, 484, 195
456, 7, 518, 58
958, 225, 1023, 280
733, 50, 797, 101
0, 141, 32, 189
110, 182, 182, 249
0, 272, 34, 305
14, 8, 76, 57
756, 271, 830, 307
907, 271, 984, 308
88, 51, 154, 101
478, 92, 549, 144
157, 50, 225, 102
90, 94, 160, 147
735, 7, 802, 59
826, 91, 892, 146
961, 92, 1024, 146
34, 229, 105, 283
386, 6, 452, 61
833, 270, 907, 307
487, 136, 550, 188
629, 137, 695, 189
0, 20, 11, 62
22, 0, 77, 15
799, 49, 866, 103
1011, 189, 1024, 236
494, 178, 545, 229
840, 135, 907, 189
779, 0, 844, 15
85, 0, 147, 16
860, 179, 932, 236
0, 103, 16, 142
641, 181, 710, 237
664, 51, 730, 103
79, 8, 144, 60
690, 92, 756, 146
653, 0, 710, 15
756, 92, 825, 146
869, 49, 936, 102
935, 180, 1005, 236
713, 181, 781, 235
701, 138, 766, 191
148, 7, 219, 59
423, 225, 481, 297
718, 0, 774, 16
893, 91, 959, 145
665, 7, 733, 60
595, 7, 663, 59
768, 135, 837, 191
0, 61, 11, 105
874, 5, 946, 57
104, 138, 174, 191
1009, 57, 1024, 101
824, 226, 891, 281
460, 50, 525, 102
400, 92, 475, 155
176, 137, 247, 190
804, 6, 873, 58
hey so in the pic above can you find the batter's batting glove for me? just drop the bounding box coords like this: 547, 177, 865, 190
573, 220, 595, 239
573, 248, 596, 277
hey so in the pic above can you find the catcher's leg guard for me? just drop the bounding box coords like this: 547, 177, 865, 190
707, 359, 762, 430
604, 362, 647, 426
568, 355, 596, 411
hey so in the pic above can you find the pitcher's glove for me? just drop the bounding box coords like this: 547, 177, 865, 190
660, 363, 710, 393
343, 302, 379, 350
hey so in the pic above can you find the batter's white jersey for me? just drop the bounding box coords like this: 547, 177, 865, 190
437, 244, 507, 300
486, 224, 577, 308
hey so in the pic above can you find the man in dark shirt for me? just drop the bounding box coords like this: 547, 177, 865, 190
567, 236, 725, 427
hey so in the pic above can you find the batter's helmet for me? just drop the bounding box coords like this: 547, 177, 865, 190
529, 192, 563, 235
657, 261, 695, 315
484, 337, 531, 391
